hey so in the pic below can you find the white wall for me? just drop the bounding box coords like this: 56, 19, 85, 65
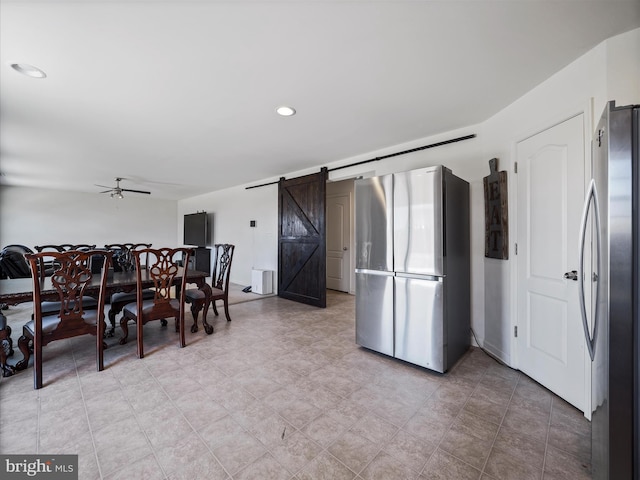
0, 185, 178, 250
177, 28, 640, 367
178, 183, 279, 287
478, 34, 607, 364
606, 28, 640, 107
479, 27, 639, 364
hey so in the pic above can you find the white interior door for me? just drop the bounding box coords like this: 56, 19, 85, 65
516, 114, 587, 412
327, 193, 350, 292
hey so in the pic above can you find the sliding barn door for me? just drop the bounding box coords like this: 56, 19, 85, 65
278, 168, 327, 307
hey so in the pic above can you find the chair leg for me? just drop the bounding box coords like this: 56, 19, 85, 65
179, 315, 185, 348
15, 335, 31, 371
212, 300, 219, 316
119, 317, 130, 345
107, 308, 117, 337
136, 320, 144, 358
97, 322, 105, 372
34, 336, 43, 389
137, 319, 144, 359
223, 298, 232, 322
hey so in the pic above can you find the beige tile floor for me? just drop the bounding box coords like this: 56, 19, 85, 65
0, 290, 591, 479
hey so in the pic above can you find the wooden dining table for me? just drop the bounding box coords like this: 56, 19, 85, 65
0, 267, 211, 374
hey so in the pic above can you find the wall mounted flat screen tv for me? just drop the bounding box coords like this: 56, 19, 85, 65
183, 212, 209, 247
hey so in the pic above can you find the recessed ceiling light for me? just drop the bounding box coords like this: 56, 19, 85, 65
276, 106, 296, 117
10, 63, 47, 78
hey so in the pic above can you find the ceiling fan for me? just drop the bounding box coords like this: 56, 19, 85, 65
95, 177, 151, 199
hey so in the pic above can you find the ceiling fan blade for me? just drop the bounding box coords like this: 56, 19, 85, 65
95, 184, 113, 189
99, 189, 113, 194
121, 188, 151, 195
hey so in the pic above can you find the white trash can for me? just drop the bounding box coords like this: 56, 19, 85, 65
251, 269, 273, 295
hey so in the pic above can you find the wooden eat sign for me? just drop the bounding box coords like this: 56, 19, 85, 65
484, 158, 509, 259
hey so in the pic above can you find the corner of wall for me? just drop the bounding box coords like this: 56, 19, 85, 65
605, 27, 640, 106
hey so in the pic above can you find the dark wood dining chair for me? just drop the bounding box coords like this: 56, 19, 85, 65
0, 244, 33, 279
34, 244, 97, 279
33, 245, 99, 316
16, 249, 113, 389
185, 244, 234, 335
0, 245, 33, 310
119, 247, 191, 358
104, 243, 155, 334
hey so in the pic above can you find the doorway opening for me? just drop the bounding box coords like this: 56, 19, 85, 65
326, 178, 355, 294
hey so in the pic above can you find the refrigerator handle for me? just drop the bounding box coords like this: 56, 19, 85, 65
578, 178, 600, 361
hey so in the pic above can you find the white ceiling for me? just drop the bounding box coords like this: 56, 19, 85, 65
1, 1, 639, 200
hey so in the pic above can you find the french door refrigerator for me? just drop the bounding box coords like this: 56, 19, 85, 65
355, 166, 470, 373
581, 101, 639, 479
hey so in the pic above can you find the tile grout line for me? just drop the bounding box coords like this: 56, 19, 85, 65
233, 349, 381, 478
546, 397, 593, 470
96, 319, 186, 480
71, 344, 104, 480
541, 395, 555, 480
331, 361, 451, 479
240, 365, 334, 479
391, 377, 443, 477
426, 364, 497, 478
290, 355, 387, 478
143, 352, 239, 479
201, 315, 346, 478
476, 368, 520, 479
112, 360, 171, 480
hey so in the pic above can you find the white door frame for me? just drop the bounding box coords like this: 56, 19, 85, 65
326, 178, 356, 295
510, 101, 594, 418
326, 192, 352, 292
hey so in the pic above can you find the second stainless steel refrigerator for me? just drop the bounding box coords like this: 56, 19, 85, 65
355, 166, 470, 373
584, 101, 640, 480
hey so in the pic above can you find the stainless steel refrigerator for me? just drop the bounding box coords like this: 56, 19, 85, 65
355, 165, 470, 373
580, 101, 639, 479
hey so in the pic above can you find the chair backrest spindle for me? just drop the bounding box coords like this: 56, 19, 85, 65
212, 244, 235, 293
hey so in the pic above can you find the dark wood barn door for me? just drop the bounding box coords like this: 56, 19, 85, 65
278, 168, 327, 307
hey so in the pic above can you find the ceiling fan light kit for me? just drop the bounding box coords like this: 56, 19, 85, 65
95, 177, 151, 199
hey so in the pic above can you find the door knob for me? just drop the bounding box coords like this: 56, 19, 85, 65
343, 247, 348, 251
564, 270, 578, 281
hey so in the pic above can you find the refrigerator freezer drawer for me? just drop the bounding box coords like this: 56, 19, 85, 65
394, 276, 445, 372
355, 272, 394, 356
